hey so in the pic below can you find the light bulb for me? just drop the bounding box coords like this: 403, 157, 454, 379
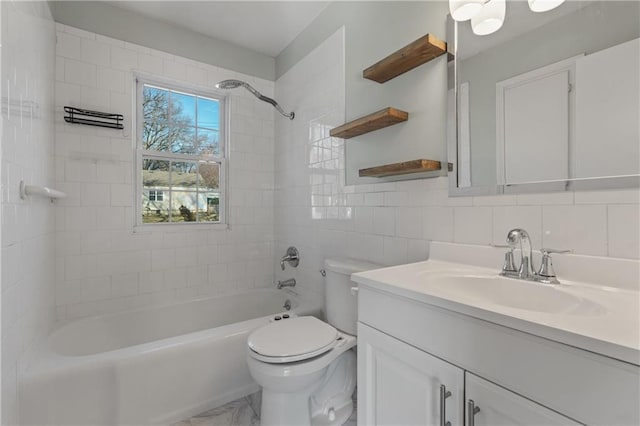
449, 0, 485, 21
528, 0, 565, 13
472, 0, 506, 35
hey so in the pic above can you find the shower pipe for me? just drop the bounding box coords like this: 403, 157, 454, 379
215, 79, 294, 120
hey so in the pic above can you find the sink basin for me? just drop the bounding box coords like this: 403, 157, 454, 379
425, 275, 607, 316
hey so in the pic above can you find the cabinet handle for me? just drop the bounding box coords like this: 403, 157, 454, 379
467, 399, 481, 426
439, 384, 452, 426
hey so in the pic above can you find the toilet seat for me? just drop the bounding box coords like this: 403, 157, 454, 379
248, 317, 341, 363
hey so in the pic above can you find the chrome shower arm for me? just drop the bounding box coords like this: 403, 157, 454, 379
238, 81, 261, 98
248, 85, 294, 120
259, 95, 294, 120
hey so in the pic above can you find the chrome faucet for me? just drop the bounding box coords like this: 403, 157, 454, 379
499, 228, 570, 284
280, 246, 299, 271
277, 278, 296, 289
506, 228, 535, 279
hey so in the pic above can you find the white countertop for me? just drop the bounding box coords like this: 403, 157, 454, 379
352, 259, 640, 366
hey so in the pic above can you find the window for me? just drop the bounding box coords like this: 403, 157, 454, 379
147, 190, 164, 201
136, 77, 226, 226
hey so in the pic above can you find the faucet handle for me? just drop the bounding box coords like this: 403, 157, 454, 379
503, 251, 516, 272
540, 248, 571, 256
538, 248, 571, 279
496, 245, 517, 275
502, 249, 517, 273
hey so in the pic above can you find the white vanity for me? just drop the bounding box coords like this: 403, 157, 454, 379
352, 242, 640, 426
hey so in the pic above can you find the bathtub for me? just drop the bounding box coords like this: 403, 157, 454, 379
19, 289, 319, 425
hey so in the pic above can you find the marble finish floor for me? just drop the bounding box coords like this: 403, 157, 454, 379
172, 391, 357, 426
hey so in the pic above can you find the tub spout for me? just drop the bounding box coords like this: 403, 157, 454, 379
277, 278, 296, 289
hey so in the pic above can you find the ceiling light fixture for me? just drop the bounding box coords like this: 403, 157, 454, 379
471, 0, 506, 36
449, 0, 485, 21
451, 0, 565, 36
528, 0, 566, 13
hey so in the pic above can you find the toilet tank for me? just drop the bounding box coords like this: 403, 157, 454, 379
324, 258, 381, 336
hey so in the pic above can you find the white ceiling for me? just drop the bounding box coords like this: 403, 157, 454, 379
111, 1, 330, 57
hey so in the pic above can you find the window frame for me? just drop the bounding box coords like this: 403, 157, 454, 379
134, 74, 229, 230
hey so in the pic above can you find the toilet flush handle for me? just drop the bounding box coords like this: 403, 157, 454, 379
350, 287, 359, 296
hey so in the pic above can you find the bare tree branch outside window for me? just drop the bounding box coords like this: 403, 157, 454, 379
140, 84, 222, 223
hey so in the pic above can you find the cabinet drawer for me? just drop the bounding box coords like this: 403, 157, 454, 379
465, 373, 582, 426
359, 286, 640, 426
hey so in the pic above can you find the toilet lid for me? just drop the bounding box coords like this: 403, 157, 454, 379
248, 316, 338, 359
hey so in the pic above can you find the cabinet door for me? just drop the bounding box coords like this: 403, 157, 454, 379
465, 373, 582, 426
358, 323, 464, 426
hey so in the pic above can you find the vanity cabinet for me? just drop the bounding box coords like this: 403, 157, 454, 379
357, 286, 640, 426
358, 323, 581, 426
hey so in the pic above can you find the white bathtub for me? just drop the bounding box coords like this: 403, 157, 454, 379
19, 289, 319, 425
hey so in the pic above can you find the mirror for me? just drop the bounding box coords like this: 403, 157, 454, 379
448, 1, 640, 195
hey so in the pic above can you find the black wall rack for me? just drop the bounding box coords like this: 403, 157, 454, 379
64, 106, 124, 129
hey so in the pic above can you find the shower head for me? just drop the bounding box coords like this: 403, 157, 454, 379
216, 79, 244, 90
215, 79, 294, 120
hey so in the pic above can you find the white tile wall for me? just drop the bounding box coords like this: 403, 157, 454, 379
1, 2, 56, 423
608, 204, 640, 259
273, 27, 640, 309
54, 25, 276, 321
274, 28, 347, 306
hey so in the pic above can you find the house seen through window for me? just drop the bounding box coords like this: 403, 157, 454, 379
148, 190, 164, 202
137, 79, 226, 225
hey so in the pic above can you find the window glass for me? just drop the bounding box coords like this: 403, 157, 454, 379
138, 81, 225, 225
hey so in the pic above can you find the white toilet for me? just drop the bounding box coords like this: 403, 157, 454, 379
247, 258, 380, 426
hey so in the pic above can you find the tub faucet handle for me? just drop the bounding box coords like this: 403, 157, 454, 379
280, 246, 299, 270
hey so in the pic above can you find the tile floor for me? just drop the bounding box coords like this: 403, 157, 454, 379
173, 391, 357, 426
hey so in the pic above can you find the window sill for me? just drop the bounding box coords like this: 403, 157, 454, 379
133, 223, 229, 233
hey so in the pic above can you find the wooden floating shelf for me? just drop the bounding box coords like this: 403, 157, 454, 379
330, 107, 408, 139
359, 159, 442, 178
363, 34, 447, 83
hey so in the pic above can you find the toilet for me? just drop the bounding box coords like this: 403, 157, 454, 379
247, 258, 380, 426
